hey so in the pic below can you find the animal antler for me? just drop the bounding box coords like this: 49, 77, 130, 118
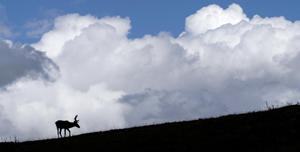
74, 115, 79, 122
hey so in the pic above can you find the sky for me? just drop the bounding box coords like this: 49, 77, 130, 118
0, 0, 300, 140
1, 0, 300, 42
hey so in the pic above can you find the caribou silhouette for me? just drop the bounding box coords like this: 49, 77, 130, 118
55, 115, 80, 138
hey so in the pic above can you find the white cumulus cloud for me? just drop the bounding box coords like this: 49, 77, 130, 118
183, 4, 249, 35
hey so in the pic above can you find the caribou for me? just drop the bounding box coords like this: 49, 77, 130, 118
55, 115, 80, 138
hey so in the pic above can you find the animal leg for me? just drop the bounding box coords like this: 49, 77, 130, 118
57, 128, 59, 138
67, 128, 71, 137
59, 128, 62, 138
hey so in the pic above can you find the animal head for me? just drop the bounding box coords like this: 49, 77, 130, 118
74, 115, 80, 128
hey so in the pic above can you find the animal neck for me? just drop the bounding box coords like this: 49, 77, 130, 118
70, 122, 76, 127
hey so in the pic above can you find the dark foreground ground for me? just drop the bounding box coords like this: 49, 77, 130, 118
1, 105, 300, 152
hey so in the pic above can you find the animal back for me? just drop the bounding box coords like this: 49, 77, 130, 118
55, 120, 73, 128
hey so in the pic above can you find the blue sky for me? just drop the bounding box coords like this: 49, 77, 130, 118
1, 0, 300, 43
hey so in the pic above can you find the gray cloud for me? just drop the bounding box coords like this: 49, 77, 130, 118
0, 105, 14, 137
121, 89, 228, 126
0, 40, 58, 88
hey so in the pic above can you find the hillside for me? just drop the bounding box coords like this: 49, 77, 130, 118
1, 105, 300, 152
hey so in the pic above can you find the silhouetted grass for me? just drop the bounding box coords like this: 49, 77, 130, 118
1, 105, 300, 152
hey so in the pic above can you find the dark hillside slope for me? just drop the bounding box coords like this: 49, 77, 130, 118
2, 105, 300, 152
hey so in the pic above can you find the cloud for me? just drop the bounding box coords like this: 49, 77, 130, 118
1, 3, 300, 140
0, 80, 127, 139
32, 14, 130, 58
182, 4, 249, 35
0, 40, 58, 88
24, 8, 63, 39
25, 19, 53, 38
121, 89, 227, 126
0, 4, 12, 37
0, 23, 11, 37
